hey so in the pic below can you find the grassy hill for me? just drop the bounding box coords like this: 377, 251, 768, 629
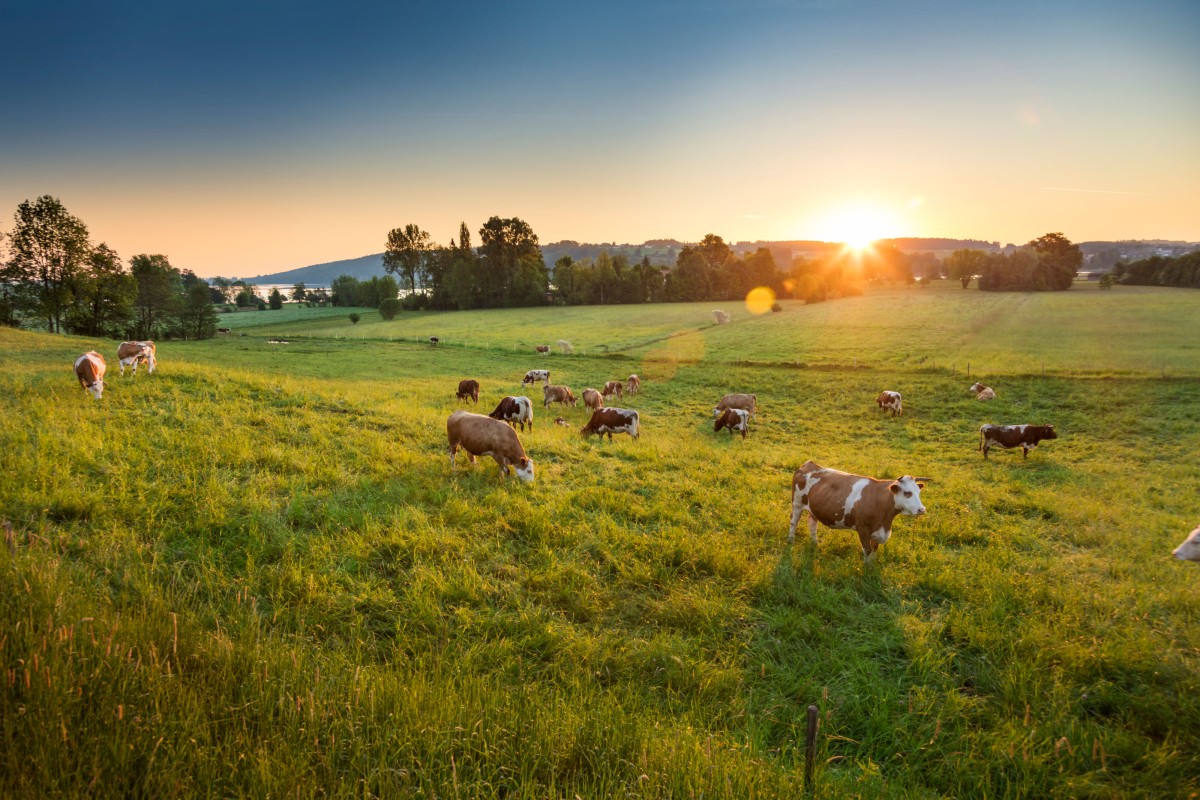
2, 285, 1198, 797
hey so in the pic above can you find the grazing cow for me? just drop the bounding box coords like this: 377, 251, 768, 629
536, 344, 551, 356
979, 424, 1058, 459
456, 379, 480, 403
488, 396, 533, 431
713, 392, 757, 418
522, 369, 550, 387
1173, 526, 1200, 563
970, 382, 996, 401
429, 337, 440, 346
788, 461, 926, 563
876, 391, 902, 416
712, 309, 730, 324
543, 384, 577, 408
217, 327, 231, 334
74, 352, 106, 399
714, 408, 750, 439
117, 340, 156, 376
581, 408, 640, 441
602, 380, 624, 400
582, 388, 604, 411
557, 339, 573, 354
626, 374, 641, 395
447, 411, 534, 483
553, 417, 571, 427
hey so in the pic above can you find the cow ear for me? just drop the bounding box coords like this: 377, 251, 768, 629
916, 482, 925, 489
889, 482, 900, 494
519, 457, 528, 467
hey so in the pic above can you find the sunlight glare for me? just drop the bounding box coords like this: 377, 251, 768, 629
745, 286, 776, 315
818, 203, 899, 250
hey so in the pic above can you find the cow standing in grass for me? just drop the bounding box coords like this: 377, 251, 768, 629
74, 352, 106, 399
447, 411, 534, 483
456, 379, 480, 403
876, 391, 902, 416
117, 340, 156, 376
488, 396, 533, 431
979, 424, 1058, 460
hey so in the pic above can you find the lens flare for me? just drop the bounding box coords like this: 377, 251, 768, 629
745, 286, 776, 315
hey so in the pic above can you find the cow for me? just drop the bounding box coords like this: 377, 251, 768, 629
117, 340, 156, 376
714, 408, 750, 439
979, 424, 1058, 460
713, 393, 757, 418
488, 396, 533, 431
626, 374, 641, 395
557, 339, 573, 354
712, 309, 730, 324
553, 417, 571, 427
447, 411, 534, 483
522, 369, 550, 387
74, 352, 106, 400
536, 344, 551, 356
456, 379, 480, 403
876, 391, 902, 416
582, 388, 604, 412
217, 327, 231, 334
543, 384, 577, 408
429, 337, 440, 346
1173, 526, 1200, 562
581, 408, 640, 441
602, 380, 624, 400
788, 461, 926, 563
970, 382, 996, 401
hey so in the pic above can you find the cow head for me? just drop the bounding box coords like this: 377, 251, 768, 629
1173, 526, 1200, 562
514, 457, 535, 484
87, 379, 104, 400
969, 382, 985, 393
1040, 425, 1058, 440
889, 476, 926, 515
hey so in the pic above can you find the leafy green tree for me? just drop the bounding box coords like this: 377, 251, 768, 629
383, 224, 432, 297
131, 254, 182, 338
7, 195, 91, 332
478, 216, 545, 307
211, 276, 235, 303
330, 275, 360, 306
1026, 232, 1082, 290
349, 313, 361, 324
945, 249, 988, 288
176, 281, 218, 339
65, 243, 135, 337
0, 232, 21, 327
291, 282, 307, 302
268, 288, 284, 309
378, 297, 401, 320
234, 281, 258, 307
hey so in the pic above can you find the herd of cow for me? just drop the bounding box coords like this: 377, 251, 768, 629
71, 342, 1198, 567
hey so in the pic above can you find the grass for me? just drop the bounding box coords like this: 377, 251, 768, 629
2, 284, 1199, 798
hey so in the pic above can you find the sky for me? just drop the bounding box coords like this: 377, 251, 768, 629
2, 0, 1198, 278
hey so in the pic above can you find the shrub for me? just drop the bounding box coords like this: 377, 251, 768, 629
1098, 274, 1116, 290
770, 302, 782, 312
256, 301, 266, 311
400, 293, 429, 311
378, 298, 402, 320
349, 313, 361, 324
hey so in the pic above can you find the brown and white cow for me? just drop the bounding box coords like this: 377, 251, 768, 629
522, 369, 550, 387
117, 340, 156, 376
488, 396, 533, 431
447, 411, 534, 483
876, 391, 902, 416
713, 408, 750, 439
543, 384, 577, 408
456, 379, 480, 403
74, 351, 107, 399
1173, 526, 1200, 563
536, 344, 551, 356
713, 392, 757, 418
601, 380, 624, 400
581, 408, 640, 441
969, 382, 996, 401
582, 388, 604, 412
979, 424, 1058, 459
626, 374, 641, 395
788, 461, 926, 563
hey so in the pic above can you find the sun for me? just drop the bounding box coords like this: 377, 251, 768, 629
817, 203, 898, 250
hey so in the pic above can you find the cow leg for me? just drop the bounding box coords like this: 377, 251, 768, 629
808, 515, 819, 545
982, 445, 989, 460
1022, 447, 1028, 460
787, 490, 804, 544
449, 442, 458, 466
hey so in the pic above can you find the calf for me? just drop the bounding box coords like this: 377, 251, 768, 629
714, 408, 750, 439
626, 374, 641, 395
536, 344, 551, 356
488, 396, 533, 431
117, 340, 156, 376
602, 380, 624, 400
979, 424, 1058, 460
522, 369, 550, 387
543, 384, 577, 408
1173, 526, 1200, 563
74, 351, 106, 400
713, 392, 757, 418
788, 461, 926, 563
582, 388, 604, 411
456, 379, 480, 403
447, 411, 534, 483
876, 391, 902, 416
581, 408, 640, 441
970, 382, 996, 401
553, 417, 571, 427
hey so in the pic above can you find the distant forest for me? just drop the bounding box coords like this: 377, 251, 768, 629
1111, 251, 1200, 288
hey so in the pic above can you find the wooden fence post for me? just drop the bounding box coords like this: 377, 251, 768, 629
805, 704, 818, 795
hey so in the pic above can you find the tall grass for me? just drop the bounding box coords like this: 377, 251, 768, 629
2, 286, 1199, 798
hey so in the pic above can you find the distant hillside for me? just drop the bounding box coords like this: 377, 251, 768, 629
243, 253, 386, 286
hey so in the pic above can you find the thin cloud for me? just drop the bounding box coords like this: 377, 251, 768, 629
1041, 187, 1152, 197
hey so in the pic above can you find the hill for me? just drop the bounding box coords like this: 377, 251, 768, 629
242, 252, 385, 285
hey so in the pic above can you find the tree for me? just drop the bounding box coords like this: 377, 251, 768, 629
1026, 232, 1081, 290
478, 216, 545, 307
176, 281, 218, 339
330, 275, 359, 306
268, 288, 284, 309
945, 249, 988, 288
65, 243, 135, 337
291, 282, 307, 302
131, 254, 181, 338
378, 297, 401, 320
383, 224, 432, 297
7, 195, 91, 332
233, 281, 258, 307
349, 313, 361, 324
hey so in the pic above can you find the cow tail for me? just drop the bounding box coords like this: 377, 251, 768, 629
978, 427, 984, 451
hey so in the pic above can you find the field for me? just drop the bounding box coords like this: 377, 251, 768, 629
2, 283, 1199, 798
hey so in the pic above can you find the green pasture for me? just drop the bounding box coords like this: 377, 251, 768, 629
2, 285, 1199, 798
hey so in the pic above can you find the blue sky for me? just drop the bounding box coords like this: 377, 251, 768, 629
3, 0, 1197, 276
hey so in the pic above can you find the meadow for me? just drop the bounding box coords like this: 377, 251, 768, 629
2, 283, 1198, 798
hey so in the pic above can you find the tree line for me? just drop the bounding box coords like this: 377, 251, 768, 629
1110, 251, 1200, 288
942, 233, 1083, 291
1, 196, 218, 338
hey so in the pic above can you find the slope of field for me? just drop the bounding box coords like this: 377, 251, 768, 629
2, 288, 1199, 798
